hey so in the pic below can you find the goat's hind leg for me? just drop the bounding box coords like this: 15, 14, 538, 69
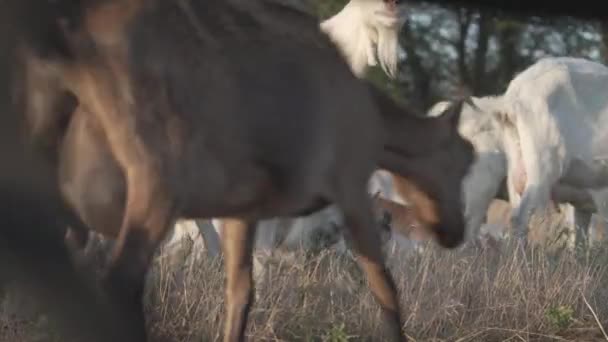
71, 58, 179, 341
220, 218, 256, 342
337, 189, 405, 341
102, 175, 176, 341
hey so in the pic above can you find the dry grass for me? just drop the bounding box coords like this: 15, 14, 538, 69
2, 238, 608, 342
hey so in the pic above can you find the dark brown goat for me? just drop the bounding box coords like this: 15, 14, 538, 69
13, 0, 474, 341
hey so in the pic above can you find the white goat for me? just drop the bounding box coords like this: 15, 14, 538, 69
494, 57, 608, 244
431, 57, 608, 247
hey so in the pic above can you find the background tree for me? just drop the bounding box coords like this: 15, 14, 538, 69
310, 0, 605, 112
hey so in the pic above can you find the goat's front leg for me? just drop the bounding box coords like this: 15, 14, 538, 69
339, 191, 405, 341
510, 182, 553, 249
221, 218, 256, 342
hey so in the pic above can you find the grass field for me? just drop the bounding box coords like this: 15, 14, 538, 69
2, 236, 608, 341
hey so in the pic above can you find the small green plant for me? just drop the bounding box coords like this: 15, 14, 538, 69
323, 322, 352, 342
545, 305, 574, 329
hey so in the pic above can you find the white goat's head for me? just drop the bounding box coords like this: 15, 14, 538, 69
320, 0, 407, 79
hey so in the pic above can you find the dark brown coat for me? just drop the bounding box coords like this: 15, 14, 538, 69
13, 1, 474, 340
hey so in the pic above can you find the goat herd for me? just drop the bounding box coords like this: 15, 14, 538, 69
1, 0, 608, 341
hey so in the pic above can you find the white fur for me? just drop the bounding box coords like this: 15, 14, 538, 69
588, 211, 608, 247
495, 57, 608, 242
368, 168, 408, 205
433, 57, 608, 246
319, 0, 407, 78
157, 220, 206, 267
